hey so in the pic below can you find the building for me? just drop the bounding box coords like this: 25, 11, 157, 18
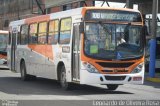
0, 0, 160, 30
0, 0, 94, 30
0, 0, 39, 29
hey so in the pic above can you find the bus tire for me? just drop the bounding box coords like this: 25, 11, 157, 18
106, 84, 119, 90
60, 66, 70, 90
20, 61, 30, 81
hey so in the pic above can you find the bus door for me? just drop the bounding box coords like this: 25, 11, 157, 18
72, 23, 81, 81
11, 27, 17, 71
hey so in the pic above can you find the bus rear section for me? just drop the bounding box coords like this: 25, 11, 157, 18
8, 7, 145, 90
0, 30, 8, 64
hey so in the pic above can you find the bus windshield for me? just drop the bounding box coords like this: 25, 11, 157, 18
84, 22, 144, 60
0, 34, 8, 52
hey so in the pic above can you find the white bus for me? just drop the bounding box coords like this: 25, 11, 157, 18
8, 7, 145, 90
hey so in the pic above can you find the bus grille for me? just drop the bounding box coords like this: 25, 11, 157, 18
96, 62, 134, 68
102, 70, 128, 73
105, 76, 126, 81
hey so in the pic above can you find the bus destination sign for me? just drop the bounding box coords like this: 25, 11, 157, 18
85, 10, 142, 22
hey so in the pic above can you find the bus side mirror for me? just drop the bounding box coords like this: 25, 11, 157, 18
142, 26, 147, 47
79, 22, 84, 33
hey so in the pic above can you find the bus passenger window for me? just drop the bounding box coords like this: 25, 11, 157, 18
59, 18, 72, 44
38, 22, 47, 44
29, 23, 38, 44
48, 20, 59, 44
20, 25, 28, 45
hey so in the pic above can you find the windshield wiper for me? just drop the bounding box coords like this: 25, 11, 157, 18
98, 21, 112, 35
124, 22, 131, 33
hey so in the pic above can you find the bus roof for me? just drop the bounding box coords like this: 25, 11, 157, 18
9, 7, 141, 26
82, 7, 140, 13
0, 30, 9, 34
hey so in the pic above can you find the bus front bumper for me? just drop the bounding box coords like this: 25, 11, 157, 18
80, 69, 144, 85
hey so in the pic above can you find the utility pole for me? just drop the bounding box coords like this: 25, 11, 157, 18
17, 0, 20, 20
35, 0, 45, 14
126, 0, 133, 9
149, 0, 158, 78
3, 0, 6, 30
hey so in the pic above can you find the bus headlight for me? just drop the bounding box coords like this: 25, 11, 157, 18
82, 62, 99, 73
131, 63, 144, 74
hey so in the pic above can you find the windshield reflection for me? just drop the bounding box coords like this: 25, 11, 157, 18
84, 22, 144, 60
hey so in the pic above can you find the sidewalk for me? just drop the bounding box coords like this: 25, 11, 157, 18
143, 79, 160, 90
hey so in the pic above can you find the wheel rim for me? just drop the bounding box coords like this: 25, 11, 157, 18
60, 71, 67, 87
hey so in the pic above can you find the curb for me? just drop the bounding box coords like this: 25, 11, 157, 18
146, 77, 160, 83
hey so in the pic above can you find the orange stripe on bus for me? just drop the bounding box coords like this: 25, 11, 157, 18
25, 15, 50, 24
0, 54, 7, 59
28, 44, 53, 60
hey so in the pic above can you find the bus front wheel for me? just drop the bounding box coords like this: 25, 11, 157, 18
60, 66, 70, 90
106, 84, 119, 90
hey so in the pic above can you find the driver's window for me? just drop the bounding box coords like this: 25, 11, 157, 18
85, 24, 97, 44
129, 27, 140, 46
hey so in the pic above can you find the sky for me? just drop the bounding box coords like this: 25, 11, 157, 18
95, 1, 138, 10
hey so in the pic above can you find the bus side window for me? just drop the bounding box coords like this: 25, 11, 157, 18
48, 20, 59, 44
29, 23, 38, 44
20, 25, 29, 45
59, 18, 72, 44
38, 22, 47, 44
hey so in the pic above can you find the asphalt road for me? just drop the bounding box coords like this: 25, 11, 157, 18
0, 67, 160, 106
